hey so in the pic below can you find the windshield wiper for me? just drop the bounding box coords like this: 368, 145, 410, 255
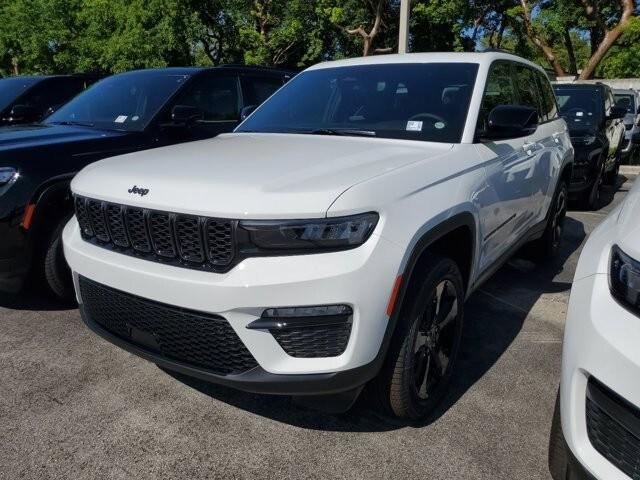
48, 120, 95, 128
308, 128, 376, 137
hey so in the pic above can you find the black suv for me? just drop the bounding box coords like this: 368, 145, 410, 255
553, 83, 626, 209
0, 75, 101, 126
0, 65, 292, 300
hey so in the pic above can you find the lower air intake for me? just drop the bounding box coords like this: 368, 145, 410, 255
79, 276, 258, 376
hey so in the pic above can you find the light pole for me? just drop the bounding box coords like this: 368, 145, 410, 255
398, 0, 411, 54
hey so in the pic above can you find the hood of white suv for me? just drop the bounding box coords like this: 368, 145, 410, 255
72, 132, 453, 219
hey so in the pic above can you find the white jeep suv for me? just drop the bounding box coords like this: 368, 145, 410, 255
549, 176, 640, 479
63, 52, 573, 419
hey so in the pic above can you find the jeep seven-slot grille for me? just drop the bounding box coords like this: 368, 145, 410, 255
74, 196, 235, 271
79, 276, 257, 375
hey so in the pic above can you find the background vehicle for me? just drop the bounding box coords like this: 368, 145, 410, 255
613, 88, 640, 163
553, 83, 626, 209
549, 174, 640, 480
64, 52, 573, 420
0, 74, 100, 125
0, 65, 292, 300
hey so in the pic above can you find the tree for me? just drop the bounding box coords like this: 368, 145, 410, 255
510, 0, 637, 79
324, 0, 397, 56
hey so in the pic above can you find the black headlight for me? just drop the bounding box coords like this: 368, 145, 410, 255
239, 212, 378, 251
610, 245, 640, 313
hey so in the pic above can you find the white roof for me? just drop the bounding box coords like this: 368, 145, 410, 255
307, 51, 545, 73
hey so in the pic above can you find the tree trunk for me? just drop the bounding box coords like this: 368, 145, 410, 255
519, 0, 566, 76
12, 57, 19, 76
564, 28, 577, 75
578, 0, 635, 80
346, 0, 385, 56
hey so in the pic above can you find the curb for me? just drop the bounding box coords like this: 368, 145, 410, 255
621, 165, 640, 175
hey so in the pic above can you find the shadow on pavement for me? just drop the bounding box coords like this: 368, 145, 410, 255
164, 216, 587, 432
0, 289, 74, 311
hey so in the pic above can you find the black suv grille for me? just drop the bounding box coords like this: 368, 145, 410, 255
79, 277, 257, 375
271, 323, 352, 358
75, 196, 235, 272
586, 378, 640, 479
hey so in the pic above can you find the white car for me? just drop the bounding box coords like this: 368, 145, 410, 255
63, 52, 573, 419
550, 177, 640, 479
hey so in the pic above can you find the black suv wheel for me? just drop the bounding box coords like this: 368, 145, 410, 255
374, 255, 464, 420
44, 219, 74, 302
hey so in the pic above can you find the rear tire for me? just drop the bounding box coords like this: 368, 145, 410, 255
549, 391, 569, 480
373, 255, 464, 420
44, 220, 75, 302
532, 182, 568, 261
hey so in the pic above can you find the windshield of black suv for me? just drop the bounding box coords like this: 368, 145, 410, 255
236, 63, 479, 143
0, 77, 40, 113
45, 71, 190, 132
554, 87, 602, 129
614, 93, 636, 114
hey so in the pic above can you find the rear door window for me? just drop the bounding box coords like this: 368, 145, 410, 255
536, 71, 558, 122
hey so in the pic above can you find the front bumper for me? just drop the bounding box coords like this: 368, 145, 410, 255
561, 272, 640, 480
63, 217, 404, 394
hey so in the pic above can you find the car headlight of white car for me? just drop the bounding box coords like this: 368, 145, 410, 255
610, 245, 640, 312
239, 212, 379, 251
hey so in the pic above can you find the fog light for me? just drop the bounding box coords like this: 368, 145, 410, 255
247, 304, 353, 330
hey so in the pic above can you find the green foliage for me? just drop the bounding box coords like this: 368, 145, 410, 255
0, 0, 637, 78
598, 17, 640, 78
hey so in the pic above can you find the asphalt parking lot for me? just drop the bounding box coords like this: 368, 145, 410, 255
0, 173, 636, 480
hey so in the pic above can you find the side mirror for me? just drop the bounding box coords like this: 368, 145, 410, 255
632, 131, 640, 145
171, 105, 204, 125
607, 106, 627, 120
240, 105, 258, 121
481, 105, 538, 141
8, 104, 39, 123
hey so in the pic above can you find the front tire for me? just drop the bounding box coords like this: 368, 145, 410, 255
549, 391, 569, 479
44, 220, 74, 302
374, 255, 465, 420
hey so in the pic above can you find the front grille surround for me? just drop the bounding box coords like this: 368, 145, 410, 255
75, 196, 235, 272
79, 276, 258, 375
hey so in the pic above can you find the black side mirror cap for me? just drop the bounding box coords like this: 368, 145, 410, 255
480, 105, 539, 141
8, 104, 39, 123
607, 106, 627, 120
240, 105, 258, 121
171, 105, 204, 125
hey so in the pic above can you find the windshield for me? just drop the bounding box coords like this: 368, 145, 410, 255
237, 63, 479, 143
554, 87, 602, 129
0, 77, 40, 112
45, 71, 190, 132
614, 93, 636, 114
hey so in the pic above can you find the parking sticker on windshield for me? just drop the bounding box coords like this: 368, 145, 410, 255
434, 122, 446, 129
406, 120, 423, 132
115, 115, 128, 123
